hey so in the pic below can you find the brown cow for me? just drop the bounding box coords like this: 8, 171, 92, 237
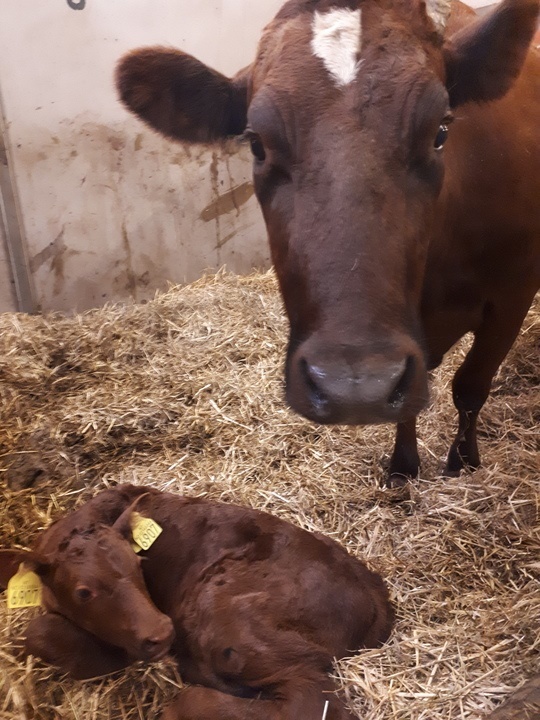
115, 0, 540, 486
0, 484, 393, 720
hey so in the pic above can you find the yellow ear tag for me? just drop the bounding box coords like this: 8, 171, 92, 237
7, 564, 42, 609
130, 512, 163, 554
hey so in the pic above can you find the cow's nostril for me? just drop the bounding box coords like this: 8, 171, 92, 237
300, 357, 329, 413
387, 354, 416, 409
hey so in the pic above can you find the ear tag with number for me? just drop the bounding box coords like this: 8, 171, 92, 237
7, 564, 42, 609
130, 512, 163, 553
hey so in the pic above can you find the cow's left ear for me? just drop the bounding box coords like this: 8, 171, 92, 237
116, 47, 250, 143
443, 0, 539, 107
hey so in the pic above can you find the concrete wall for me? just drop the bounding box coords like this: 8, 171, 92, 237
0, 0, 284, 312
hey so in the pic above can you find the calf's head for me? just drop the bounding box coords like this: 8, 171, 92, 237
116, 0, 539, 424
0, 505, 174, 662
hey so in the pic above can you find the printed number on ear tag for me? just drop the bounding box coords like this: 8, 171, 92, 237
131, 512, 163, 553
7, 564, 42, 609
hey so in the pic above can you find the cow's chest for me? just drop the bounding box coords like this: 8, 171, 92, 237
420, 256, 488, 368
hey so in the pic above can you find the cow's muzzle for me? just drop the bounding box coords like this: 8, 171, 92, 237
286, 334, 429, 425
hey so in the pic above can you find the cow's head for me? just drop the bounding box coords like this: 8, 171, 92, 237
116, 0, 538, 425
0, 504, 175, 661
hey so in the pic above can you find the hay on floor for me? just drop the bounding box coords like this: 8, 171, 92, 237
0, 270, 538, 720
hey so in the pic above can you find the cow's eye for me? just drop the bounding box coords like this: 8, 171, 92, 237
434, 125, 448, 150
75, 586, 95, 602
245, 130, 266, 163
434, 115, 453, 151
250, 137, 266, 162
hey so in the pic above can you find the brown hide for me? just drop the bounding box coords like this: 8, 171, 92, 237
0, 485, 393, 720
115, 0, 540, 485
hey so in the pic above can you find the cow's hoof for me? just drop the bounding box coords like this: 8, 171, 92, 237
381, 477, 412, 504
442, 463, 462, 478
443, 455, 481, 478
386, 473, 410, 489
445, 440, 480, 477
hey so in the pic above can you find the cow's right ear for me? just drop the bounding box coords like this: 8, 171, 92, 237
0, 549, 52, 590
116, 47, 250, 144
443, 0, 539, 107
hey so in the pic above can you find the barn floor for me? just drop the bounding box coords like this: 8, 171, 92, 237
0, 271, 538, 720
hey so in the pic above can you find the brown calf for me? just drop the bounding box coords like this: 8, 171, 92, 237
0, 485, 393, 720
115, 0, 540, 486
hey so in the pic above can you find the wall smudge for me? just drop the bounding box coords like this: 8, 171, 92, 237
200, 182, 255, 223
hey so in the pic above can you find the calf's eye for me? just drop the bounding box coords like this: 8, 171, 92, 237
75, 586, 94, 602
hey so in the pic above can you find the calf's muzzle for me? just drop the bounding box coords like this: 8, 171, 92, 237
136, 615, 175, 661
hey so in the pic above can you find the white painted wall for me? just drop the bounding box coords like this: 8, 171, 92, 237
0, 0, 284, 312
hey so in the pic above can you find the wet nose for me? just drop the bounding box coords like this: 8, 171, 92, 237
288, 337, 428, 424
140, 618, 175, 660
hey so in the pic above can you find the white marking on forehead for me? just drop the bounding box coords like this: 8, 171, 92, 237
311, 8, 362, 87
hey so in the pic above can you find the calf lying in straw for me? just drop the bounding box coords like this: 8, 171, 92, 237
0, 485, 393, 720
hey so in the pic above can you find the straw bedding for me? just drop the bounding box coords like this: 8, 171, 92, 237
0, 271, 538, 720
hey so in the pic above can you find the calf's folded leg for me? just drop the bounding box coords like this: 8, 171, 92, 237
162, 674, 357, 720
25, 613, 131, 679
169, 600, 361, 719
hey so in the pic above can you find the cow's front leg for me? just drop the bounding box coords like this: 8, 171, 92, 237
387, 418, 420, 487
445, 338, 491, 475
445, 406, 481, 475
445, 297, 534, 476
25, 613, 131, 679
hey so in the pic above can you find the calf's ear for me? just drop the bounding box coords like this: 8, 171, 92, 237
116, 47, 250, 143
0, 549, 51, 589
112, 493, 150, 540
443, 0, 539, 107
